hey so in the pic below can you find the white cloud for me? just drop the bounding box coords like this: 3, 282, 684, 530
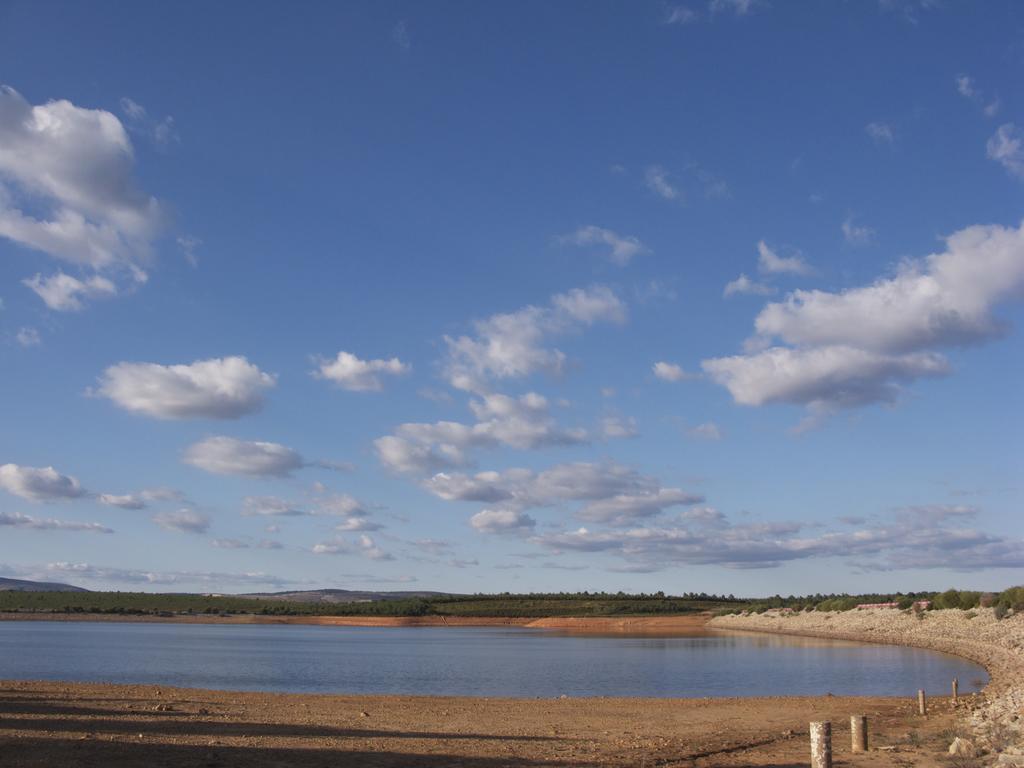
841, 215, 875, 245
376, 392, 590, 473
183, 436, 306, 477
752, 221, 1024, 353
757, 240, 811, 275
312, 534, 393, 560
652, 361, 698, 382
865, 122, 894, 144
470, 508, 537, 534
644, 165, 679, 200
0, 511, 111, 533
704, 222, 1024, 421
988, 124, 1024, 179
0, 464, 86, 502
22, 272, 117, 311
392, 19, 411, 50
955, 74, 977, 99
442, 285, 626, 393
687, 422, 722, 440
0, 86, 162, 307
664, 5, 698, 24
97, 356, 276, 419
153, 509, 210, 534
559, 225, 647, 266
241, 496, 307, 517
313, 351, 410, 391
724, 273, 775, 297
533, 501, 1024, 571
706, 223, 1024, 417
600, 415, 638, 439
15, 327, 40, 347
955, 74, 1000, 118
99, 493, 146, 510
427, 461, 702, 530
118, 97, 178, 148
709, 0, 755, 15
576, 488, 705, 526
703, 345, 949, 409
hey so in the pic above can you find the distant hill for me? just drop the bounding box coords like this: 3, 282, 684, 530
0, 576, 87, 592
238, 589, 452, 604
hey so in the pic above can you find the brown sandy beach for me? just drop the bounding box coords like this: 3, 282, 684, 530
1, 609, 1016, 767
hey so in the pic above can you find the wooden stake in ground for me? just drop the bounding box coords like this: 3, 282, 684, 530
851, 714, 868, 752
952, 678, 959, 705
918, 689, 927, 716
810, 721, 832, 768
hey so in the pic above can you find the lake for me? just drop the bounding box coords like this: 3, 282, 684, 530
0, 621, 987, 698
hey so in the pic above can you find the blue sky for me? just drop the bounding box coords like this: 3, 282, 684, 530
0, 0, 1022, 596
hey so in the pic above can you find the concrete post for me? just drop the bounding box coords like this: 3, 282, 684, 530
810, 721, 832, 768
952, 678, 959, 704
851, 714, 868, 752
918, 689, 927, 716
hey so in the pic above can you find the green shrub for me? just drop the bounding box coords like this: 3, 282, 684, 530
994, 603, 1009, 620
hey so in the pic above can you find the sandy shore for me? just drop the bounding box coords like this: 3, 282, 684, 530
711, 607, 1024, 764
0, 679, 963, 767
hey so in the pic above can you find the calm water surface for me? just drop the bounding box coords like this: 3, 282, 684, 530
1, 621, 987, 698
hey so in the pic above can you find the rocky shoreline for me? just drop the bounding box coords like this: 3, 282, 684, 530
710, 607, 1024, 766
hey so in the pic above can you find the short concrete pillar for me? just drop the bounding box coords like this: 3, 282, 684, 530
810, 721, 832, 768
952, 678, 959, 704
918, 689, 927, 716
851, 714, 868, 752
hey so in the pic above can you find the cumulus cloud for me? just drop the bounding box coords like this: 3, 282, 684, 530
427, 461, 703, 530
119, 97, 178, 148
687, 422, 722, 440
709, 0, 755, 14
442, 286, 625, 393
313, 351, 410, 391
0, 464, 86, 502
97, 356, 276, 419
704, 221, 1024, 416
312, 534, 393, 560
644, 165, 679, 200
22, 272, 117, 311
534, 502, 1024, 572
865, 122, 894, 144
757, 240, 811, 275
559, 225, 647, 266
724, 273, 775, 297
15, 327, 40, 347
841, 215, 875, 245
988, 124, 1024, 179
183, 437, 305, 477
0, 511, 112, 533
955, 74, 1000, 117
0, 85, 162, 308
470, 508, 537, 534
442, 285, 626, 393
98, 493, 146, 510
663, 5, 698, 24
241, 496, 308, 517
375, 392, 590, 473
600, 415, 638, 439
652, 361, 698, 382
153, 509, 210, 534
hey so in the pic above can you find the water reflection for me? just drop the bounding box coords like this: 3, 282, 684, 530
0, 621, 988, 699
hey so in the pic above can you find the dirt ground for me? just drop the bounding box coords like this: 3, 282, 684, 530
0, 679, 966, 767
